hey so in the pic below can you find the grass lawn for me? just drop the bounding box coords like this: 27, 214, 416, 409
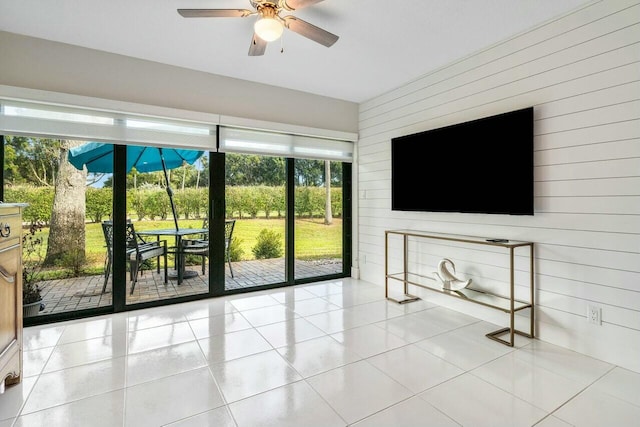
29, 217, 343, 272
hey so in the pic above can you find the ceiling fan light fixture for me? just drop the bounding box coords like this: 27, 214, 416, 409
178, 1, 339, 56
254, 16, 284, 42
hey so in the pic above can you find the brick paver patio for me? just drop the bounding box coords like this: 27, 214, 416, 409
35, 258, 343, 315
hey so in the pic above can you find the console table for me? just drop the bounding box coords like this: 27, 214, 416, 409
384, 229, 534, 347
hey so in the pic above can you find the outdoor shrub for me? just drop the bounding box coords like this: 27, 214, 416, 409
28, 187, 55, 224
241, 186, 261, 218
129, 186, 211, 221
224, 186, 289, 219
252, 229, 283, 259
129, 187, 178, 221
293, 187, 342, 219
257, 186, 285, 219
55, 248, 87, 278
86, 187, 113, 223
184, 254, 203, 266
2, 187, 25, 207
272, 186, 286, 218
254, 186, 270, 219
147, 188, 170, 220
228, 237, 244, 262
295, 187, 312, 217
139, 259, 155, 272
193, 187, 208, 218
173, 190, 189, 219
5, 186, 54, 224
128, 189, 148, 221
225, 186, 243, 218
22, 221, 45, 304
331, 188, 342, 217
174, 188, 206, 219
309, 187, 325, 217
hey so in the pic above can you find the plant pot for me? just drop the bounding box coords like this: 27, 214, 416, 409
23, 300, 43, 317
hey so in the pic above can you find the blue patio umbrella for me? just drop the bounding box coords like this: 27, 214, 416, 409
68, 142, 204, 231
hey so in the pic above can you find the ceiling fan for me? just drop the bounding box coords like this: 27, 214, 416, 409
177, 0, 339, 56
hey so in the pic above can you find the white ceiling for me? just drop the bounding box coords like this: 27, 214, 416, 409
0, 0, 593, 103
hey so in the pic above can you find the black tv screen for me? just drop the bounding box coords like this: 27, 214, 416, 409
391, 107, 534, 215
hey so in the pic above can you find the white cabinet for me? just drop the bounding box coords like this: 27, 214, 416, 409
0, 203, 26, 393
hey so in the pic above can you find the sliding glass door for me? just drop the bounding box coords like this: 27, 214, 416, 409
1, 118, 351, 324
294, 159, 344, 280
223, 153, 287, 291
3, 136, 115, 319
123, 145, 210, 306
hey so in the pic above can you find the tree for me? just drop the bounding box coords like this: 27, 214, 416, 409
173, 162, 198, 190
256, 156, 286, 185
295, 159, 324, 186
226, 154, 260, 185
2, 143, 20, 184
195, 155, 209, 188
4, 136, 61, 186
44, 139, 87, 267
225, 154, 285, 186
102, 169, 164, 189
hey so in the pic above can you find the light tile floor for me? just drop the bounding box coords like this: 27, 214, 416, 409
2, 278, 639, 426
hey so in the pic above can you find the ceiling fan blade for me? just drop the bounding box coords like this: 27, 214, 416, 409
249, 34, 267, 56
281, 0, 325, 11
177, 9, 253, 18
283, 16, 338, 47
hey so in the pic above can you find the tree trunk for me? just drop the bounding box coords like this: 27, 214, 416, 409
44, 139, 87, 267
324, 161, 333, 225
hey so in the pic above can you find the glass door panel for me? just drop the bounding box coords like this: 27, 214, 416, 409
125, 145, 210, 305
294, 159, 343, 280
3, 136, 114, 318
224, 153, 286, 291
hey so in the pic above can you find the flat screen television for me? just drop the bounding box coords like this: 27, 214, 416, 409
391, 107, 534, 215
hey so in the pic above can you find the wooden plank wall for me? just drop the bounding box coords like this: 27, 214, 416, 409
356, 0, 640, 371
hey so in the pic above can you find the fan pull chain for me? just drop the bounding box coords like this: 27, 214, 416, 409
281, 31, 284, 53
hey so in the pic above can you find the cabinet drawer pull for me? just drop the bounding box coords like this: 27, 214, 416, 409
0, 265, 15, 284
0, 223, 10, 238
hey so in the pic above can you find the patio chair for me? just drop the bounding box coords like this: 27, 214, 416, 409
181, 218, 235, 278
102, 221, 168, 295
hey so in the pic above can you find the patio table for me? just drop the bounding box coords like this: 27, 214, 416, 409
137, 228, 208, 285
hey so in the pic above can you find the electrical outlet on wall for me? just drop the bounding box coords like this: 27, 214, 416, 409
587, 305, 602, 325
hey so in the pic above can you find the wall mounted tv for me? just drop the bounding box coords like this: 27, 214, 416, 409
391, 107, 534, 215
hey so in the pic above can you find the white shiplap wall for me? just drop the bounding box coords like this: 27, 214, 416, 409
356, 0, 640, 372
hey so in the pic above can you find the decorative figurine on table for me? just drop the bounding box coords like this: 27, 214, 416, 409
433, 258, 472, 291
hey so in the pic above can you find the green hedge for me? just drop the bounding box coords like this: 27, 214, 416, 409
4, 186, 55, 224
4, 185, 342, 223
86, 187, 112, 223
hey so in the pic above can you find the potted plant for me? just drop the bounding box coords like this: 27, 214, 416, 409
22, 221, 45, 317
22, 281, 43, 317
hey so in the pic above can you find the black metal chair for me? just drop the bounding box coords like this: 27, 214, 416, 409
181, 218, 236, 278
102, 221, 168, 295
180, 217, 209, 275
